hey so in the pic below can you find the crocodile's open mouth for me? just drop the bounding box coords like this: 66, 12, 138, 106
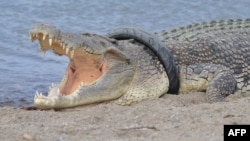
29, 31, 107, 96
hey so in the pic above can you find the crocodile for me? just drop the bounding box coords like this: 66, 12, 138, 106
29, 23, 176, 109
29, 19, 250, 109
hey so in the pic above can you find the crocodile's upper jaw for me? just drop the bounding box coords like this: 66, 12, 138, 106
29, 26, 107, 101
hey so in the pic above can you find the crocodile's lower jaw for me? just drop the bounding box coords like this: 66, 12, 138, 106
30, 32, 107, 99
34, 92, 81, 109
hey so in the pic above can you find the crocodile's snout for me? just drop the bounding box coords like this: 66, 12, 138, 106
29, 24, 138, 109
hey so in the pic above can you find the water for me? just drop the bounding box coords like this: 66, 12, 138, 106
0, 0, 250, 107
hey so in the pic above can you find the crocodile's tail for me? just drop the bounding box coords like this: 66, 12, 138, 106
107, 27, 179, 94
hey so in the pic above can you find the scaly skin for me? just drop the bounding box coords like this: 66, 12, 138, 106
30, 19, 250, 109
29, 24, 169, 109
155, 19, 250, 99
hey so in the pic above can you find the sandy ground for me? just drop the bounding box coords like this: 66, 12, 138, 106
0, 92, 249, 141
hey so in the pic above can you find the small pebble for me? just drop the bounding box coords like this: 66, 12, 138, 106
23, 133, 35, 141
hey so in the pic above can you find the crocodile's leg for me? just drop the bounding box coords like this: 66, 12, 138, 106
206, 71, 237, 102
179, 63, 237, 102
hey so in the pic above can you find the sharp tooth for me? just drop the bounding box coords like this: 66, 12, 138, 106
62, 43, 66, 50
43, 34, 46, 40
80, 82, 84, 86
66, 48, 69, 54
61, 42, 63, 47
49, 38, 53, 46
70, 50, 74, 58
29, 34, 32, 40
62, 44, 65, 50
49, 86, 51, 90
36, 90, 39, 95
51, 82, 54, 87
57, 88, 60, 94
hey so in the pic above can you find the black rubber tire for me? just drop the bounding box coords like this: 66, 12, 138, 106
107, 27, 179, 94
